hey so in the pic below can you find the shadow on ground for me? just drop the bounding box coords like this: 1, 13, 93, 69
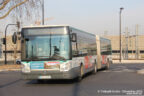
25, 70, 101, 85
0, 79, 21, 88
25, 68, 107, 85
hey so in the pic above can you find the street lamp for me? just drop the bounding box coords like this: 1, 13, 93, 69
42, 0, 45, 25
119, 7, 124, 62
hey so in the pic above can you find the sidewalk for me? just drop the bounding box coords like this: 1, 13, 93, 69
113, 60, 144, 64
113, 60, 144, 75
0, 64, 21, 72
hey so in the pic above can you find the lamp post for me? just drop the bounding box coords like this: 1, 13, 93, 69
42, 0, 45, 25
119, 7, 124, 62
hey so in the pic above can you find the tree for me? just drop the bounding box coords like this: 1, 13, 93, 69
0, 0, 42, 20
0, 0, 42, 64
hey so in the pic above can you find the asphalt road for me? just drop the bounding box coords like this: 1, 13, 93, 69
0, 63, 144, 96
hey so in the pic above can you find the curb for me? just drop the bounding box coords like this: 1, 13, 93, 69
0, 69, 21, 72
113, 62, 144, 64
137, 69, 144, 75
113, 63, 144, 64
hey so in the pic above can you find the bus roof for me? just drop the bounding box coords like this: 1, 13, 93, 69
70, 27, 95, 36
22, 25, 97, 37
22, 25, 69, 29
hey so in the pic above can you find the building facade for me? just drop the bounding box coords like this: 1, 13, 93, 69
1, 35, 21, 62
106, 35, 144, 60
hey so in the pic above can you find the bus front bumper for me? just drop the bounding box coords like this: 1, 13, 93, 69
22, 68, 79, 80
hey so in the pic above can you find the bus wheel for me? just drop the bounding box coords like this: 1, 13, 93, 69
93, 64, 97, 74
77, 65, 84, 81
37, 79, 44, 83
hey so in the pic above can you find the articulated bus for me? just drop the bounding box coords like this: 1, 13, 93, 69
18, 25, 112, 81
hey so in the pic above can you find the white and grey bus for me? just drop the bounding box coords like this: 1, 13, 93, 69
16, 25, 112, 81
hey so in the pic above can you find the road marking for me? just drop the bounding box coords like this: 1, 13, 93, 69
137, 69, 144, 75
102, 68, 135, 73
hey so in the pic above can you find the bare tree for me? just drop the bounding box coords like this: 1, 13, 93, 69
0, 0, 42, 64
0, 0, 42, 21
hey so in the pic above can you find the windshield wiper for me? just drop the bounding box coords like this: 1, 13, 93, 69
50, 55, 66, 61
31, 45, 34, 60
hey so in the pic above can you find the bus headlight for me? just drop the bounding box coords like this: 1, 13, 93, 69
21, 62, 31, 73
60, 62, 71, 72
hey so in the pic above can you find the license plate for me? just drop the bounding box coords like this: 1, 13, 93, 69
38, 76, 51, 79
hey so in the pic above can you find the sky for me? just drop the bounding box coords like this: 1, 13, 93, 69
44, 0, 144, 36
0, 0, 144, 36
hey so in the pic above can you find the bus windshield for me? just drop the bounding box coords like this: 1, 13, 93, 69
22, 35, 70, 61
21, 27, 70, 61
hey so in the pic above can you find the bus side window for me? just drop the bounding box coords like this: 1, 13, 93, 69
71, 33, 78, 57
72, 42, 78, 57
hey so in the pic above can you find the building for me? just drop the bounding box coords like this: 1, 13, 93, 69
0, 35, 21, 62
106, 35, 144, 60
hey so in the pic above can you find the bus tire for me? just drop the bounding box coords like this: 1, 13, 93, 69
92, 63, 97, 74
77, 65, 84, 82
37, 79, 44, 83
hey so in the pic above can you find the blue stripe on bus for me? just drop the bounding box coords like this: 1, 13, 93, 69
30, 62, 44, 69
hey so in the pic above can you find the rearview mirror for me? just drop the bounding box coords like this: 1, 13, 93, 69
12, 32, 17, 44
25, 38, 29, 41
71, 33, 77, 42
